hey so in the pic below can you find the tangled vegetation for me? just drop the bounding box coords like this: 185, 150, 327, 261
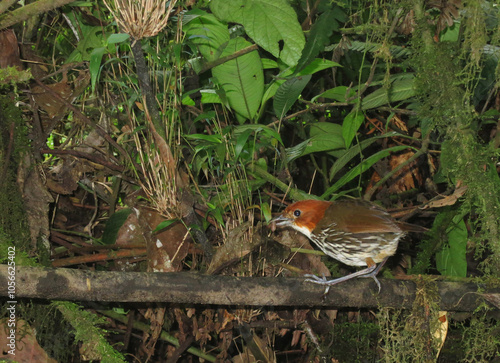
1, 0, 500, 361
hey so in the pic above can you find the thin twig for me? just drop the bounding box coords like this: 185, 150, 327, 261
198, 44, 259, 74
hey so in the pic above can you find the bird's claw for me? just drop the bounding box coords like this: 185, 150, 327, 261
304, 273, 329, 284
359, 274, 381, 293
304, 274, 331, 295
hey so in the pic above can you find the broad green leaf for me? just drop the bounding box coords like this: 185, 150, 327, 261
184, 10, 230, 62
295, 8, 343, 73
209, 0, 244, 23
200, 89, 222, 104
286, 123, 344, 162
435, 211, 467, 277
321, 145, 410, 198
361, 77, 415, 110
101, 208, 132, 245
273, 75, 311, 118
261, 59, 278, 69
212, 37, 264, 122
211, 0, 305, 66
107, 33, 129, 45
440, 22, 460, 42
342, 110, 365, 148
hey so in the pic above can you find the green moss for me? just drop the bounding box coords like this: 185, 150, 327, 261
55, 302, 126, 363
378, 277, 441, 362
0, 95, 31, 253
460, 311, 500, 361
331, 320, 379, 362
410, 0, 500, 275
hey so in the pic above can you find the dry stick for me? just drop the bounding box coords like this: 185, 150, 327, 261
248, 163, 310, 202
40, 148, 124, 173
51, 248, 147, 267
129, 38, 164, 139
101, 310, 217, 362
282, 101, 350, 122
0, 0, 17, 14
198, 44, 259, 74
0, 0, 75, 30
364, 133, 431, 201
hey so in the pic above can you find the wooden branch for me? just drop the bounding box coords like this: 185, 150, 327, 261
1, 265, 497, 311
0, 0, 76, 30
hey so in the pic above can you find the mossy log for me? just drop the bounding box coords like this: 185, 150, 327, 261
0, 265, 498, 311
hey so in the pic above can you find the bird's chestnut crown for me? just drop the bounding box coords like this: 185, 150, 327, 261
273, 200, 332, 234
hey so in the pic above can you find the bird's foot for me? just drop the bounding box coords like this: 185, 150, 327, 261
304, 274, 333, 295
358, 272, 381, 293
304, 263, 381, 294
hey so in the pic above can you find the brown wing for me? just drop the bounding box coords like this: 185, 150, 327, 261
322, 199, 402, 234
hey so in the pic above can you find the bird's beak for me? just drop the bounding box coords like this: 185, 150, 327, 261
270, 214, 292, 226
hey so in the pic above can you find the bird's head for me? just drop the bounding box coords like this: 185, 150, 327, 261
271, 200, 332, 237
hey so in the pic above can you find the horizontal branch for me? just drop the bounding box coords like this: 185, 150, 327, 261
0, 265, 496, 311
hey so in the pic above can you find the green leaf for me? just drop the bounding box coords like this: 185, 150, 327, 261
361, 76, 415, 110
212, 37, 264, 122
234, 128, 254, 161
153, 219, 180, 233
296, 59, 341, 76
107, 33, 130, 45
342, 110, 365, 148
66, 27, 106, 63
200, 89, 223, 104
314, 86, 354, 102
329, 131, 402, 181
321, 145, 410, 198
90, 47, 106, 94
184, 10, 230, 62
435, 212, 468, 277
440, 22, 460, 42
273, 75, 311, 118
209, 0, 244, 23
261, 202, 272, 222
286, 123, 344, 162
184, 133, 222, 144
261, 59, 278, 69
295, 8, 342, 73
211, 0, 305, 66
233, 124, 283, 145
261, 68, 293, 104
101, 208, 132, 245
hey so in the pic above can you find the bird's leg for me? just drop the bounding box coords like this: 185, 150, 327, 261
358, 257, 389, 292
305, 257, 388, 293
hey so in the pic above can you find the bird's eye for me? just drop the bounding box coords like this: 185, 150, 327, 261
293, 210, 301, 217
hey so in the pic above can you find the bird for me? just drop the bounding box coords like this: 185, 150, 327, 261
271, 199, 425, 291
